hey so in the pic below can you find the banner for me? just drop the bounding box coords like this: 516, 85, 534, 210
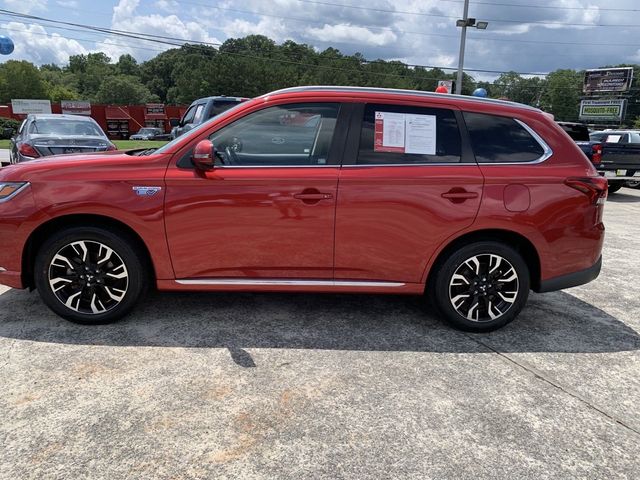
11, 99, 52, 114
579, 99, 627, 121
583, 68, 634, 93
61, 100, 91, 115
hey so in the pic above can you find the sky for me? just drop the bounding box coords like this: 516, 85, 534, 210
1, 0, 640, 81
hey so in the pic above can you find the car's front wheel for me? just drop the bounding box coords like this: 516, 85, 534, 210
34, 226, 147, 324
430, 241, 530, 332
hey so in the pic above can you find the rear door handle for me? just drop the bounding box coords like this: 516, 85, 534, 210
293, 189, 334, 204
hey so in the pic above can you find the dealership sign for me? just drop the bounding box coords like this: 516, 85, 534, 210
61, 100, 91, 115
579, 99, 627, 121
11, 99, 52, 114
583, 67, 634, 93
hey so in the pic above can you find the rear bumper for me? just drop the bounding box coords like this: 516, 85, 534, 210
537, 255, 602, 293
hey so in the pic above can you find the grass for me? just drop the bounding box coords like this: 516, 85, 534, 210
0, 139, 169, 150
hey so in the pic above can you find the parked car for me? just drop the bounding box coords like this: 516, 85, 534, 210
129, 127, 171, 141
8, 114, 116, 165
575, 130, 640, 193
0, 86, 607, 332
171, 96, 248, 139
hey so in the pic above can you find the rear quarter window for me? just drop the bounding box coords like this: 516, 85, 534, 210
463, 112, 545, 163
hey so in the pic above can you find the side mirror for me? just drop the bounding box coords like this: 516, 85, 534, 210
169, 118, 180, 127
193, 139, 215, 171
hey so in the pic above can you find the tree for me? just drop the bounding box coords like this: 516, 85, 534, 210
0, 60, 48, 102
116, 54, 139, 76
540, 69, 582, 121
95, 75, 155, 104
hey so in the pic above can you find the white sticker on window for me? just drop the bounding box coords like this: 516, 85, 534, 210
374, 111, 437, 154
405, 114, 436, 155
605, 135, 621, 143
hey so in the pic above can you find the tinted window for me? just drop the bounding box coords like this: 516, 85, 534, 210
211, 101, 243, 117
464, 112, 544, 163
209, 103, 339, 166
358, 104, 461, 164
181, 105, 196, 125
28, 119, 104, 137
558, 122, 589, 141
630, 133, 640, 143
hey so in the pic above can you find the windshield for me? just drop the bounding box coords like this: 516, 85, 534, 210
138, 128, 156, 134
29, 119, 104, 137
155, 101, 249, 154
211, 100, 244, 117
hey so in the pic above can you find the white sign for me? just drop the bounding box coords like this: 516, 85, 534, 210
61, 100, 91, 115
374, 111, 437, 155
579, 99, 627, 121
405, 114, 436, 155
11, 99, 52, 115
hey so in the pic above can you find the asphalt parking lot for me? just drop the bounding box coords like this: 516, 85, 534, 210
1, 189, 639, 479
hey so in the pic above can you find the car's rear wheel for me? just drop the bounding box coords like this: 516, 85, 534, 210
430, 241, 530, 332
625, 180, 640, 189
34, 226, 147, 324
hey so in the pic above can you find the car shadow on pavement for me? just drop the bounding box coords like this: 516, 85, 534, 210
608, 192, 640, 203
0, 288, 638, 358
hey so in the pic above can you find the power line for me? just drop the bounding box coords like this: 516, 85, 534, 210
292, 0, 640, 14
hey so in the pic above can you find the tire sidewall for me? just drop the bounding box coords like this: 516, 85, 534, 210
433, 241, 530, 332
34, 226, 146, 324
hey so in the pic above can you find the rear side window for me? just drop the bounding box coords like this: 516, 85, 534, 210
463, 112, 544, 163
357, 104, 462, 164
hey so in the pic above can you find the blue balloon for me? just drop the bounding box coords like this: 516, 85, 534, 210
472, 88, 488, 98
0, 35, 14, 55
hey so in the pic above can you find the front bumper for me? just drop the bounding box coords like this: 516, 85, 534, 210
537, 255, 602, 293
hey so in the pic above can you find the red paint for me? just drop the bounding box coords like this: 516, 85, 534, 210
0, 87, 605, 295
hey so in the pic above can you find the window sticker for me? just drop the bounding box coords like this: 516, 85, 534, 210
405, 114, 436, 155
605, 134, 621, 143
374, 111, 437, 155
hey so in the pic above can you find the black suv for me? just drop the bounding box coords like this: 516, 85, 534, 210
171, 96, 248, 139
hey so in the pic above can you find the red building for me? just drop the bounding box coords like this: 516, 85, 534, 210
0, 102, 188, 139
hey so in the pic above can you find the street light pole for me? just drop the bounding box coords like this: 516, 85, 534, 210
455, 0, 470, 95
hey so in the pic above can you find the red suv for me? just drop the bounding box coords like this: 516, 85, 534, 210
0, 86, 607, 331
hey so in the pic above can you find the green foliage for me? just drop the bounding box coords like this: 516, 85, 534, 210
634, 117, 640, 129
95, 75, 156, 104
0, 117, 20, 139
0, 60, 48, 103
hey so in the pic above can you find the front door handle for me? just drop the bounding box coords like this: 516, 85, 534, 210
294, 189, 333, 203
441, 189, 479, 203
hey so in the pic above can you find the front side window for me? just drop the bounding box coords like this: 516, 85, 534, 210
193, 104, 205, 124
181, 106, 196, 125
463, 112, 544, 163
209, 103, 340, 166
357, 104, 462, 164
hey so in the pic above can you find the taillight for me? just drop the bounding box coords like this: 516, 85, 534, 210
591, 144, 602, 165
565, 176, 608, 205
18, 143, 40, 158
106, 143, 117, 151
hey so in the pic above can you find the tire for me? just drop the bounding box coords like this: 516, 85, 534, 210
625, 181, 640, 189
34, 226, 147, 324
429, 241, 530, 332
608, 183, 623, 194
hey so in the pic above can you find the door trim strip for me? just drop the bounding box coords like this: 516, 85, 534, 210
175, 278, 406, 287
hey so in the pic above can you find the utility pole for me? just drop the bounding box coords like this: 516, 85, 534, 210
455, 0, 470, 95
455, 0, 488, 95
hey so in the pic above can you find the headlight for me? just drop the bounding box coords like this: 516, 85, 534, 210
0, 182, 29, 202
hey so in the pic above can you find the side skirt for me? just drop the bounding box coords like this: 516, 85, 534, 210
156, 278, 425, 295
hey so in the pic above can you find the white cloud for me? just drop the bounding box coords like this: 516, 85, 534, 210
56, 0, 78, 7
98, 0, 221, 61
3, 0, 47, 14
155, 0, 178, 13
0, 21, 87, 64
307, 24, 397, 47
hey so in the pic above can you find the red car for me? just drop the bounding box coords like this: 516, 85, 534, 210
0, 86, 607, 331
